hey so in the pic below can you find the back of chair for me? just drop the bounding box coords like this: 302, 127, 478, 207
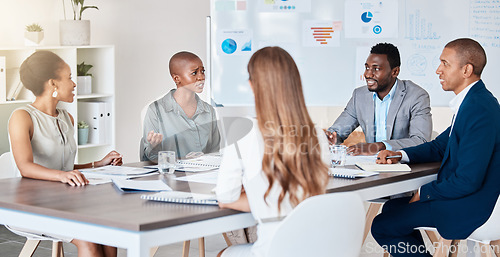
267, 192, 365, 257
0, 152, 18, 179
468, 195, 500, 243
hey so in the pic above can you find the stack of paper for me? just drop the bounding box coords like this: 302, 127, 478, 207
81, 166, 157, 185
81, 166, 156, 176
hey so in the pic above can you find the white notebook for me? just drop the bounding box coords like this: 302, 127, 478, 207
329, 168, 378, 179
145, 156, 221, 172
355, 162, 411, 172
141, 191, 219, 205
177, 155, 221, 168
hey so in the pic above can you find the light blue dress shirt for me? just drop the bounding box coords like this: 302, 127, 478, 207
373, 80, 398, 150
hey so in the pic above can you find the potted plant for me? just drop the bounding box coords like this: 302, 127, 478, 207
59, 0, 99, 46
77, 61, 93, 95
24, 23, 44, 46
77, 120, 89, 145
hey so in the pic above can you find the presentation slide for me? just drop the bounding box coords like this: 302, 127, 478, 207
210, 0, 500, 106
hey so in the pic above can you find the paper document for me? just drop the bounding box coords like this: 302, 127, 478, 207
80, 166, 156, 176
345, 155, 378, 166
175, 171, 218, 184
86, 177, 112, 185
355, 163, 411, 172
112, 179, 172, 192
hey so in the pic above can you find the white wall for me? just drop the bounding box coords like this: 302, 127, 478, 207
89, 0, 210, 162
0, 0, 453, 162
0, 0, 210, 162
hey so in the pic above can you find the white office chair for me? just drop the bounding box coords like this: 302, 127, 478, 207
0, 151, 19, 179
466, 195, 500, 257
0, 152, 65, 257
266, 192, 365, 257
417, 195, 500, 257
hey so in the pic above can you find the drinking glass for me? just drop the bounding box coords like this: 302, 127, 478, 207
158, 151, 176, 174
329, 145, 347, 167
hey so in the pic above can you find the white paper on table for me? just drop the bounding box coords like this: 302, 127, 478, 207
83, 172, 158, 181
86, 177, 113, 185
112, 179, 172, 192
175, 171, 219, 185
80, 165, 156, 176
345, 155, 378, 166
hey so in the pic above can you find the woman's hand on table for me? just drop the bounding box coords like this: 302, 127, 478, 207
58, 170, 89, 186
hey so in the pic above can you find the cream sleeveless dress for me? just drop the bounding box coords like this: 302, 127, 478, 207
7, 104, 76, 242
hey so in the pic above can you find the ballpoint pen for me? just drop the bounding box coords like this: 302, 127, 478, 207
376, 155, 401, 160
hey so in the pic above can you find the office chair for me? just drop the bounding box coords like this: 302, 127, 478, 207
266, 192, 365, 257
417, 195, 500, 257
0, 152, 65, 257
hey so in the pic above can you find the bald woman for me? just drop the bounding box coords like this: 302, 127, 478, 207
141, 51, 220, 161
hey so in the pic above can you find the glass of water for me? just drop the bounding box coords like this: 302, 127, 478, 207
158, 151, 176, 174
329, 145, 347, 167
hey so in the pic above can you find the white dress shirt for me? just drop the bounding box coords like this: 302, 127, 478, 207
216, 118, 330, 257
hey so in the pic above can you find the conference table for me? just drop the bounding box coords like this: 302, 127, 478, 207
0, 162, 440, 257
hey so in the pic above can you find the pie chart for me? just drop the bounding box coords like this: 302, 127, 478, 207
361, 11, 373, 23
221, 39, 237, 54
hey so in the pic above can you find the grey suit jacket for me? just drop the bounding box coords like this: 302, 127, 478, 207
328, 79, 432, 150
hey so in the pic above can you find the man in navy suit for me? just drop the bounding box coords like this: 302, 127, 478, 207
371, 38, 500, 256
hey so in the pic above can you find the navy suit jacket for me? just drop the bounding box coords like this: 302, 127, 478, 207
403, 80, 500, 239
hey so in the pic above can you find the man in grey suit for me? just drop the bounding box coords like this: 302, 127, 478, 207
326, 43, 432, 155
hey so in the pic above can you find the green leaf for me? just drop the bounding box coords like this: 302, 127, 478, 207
67, 0, 99, 20
80, 6, 99, 20
77, 120, 89, 129
77, 61, 93, 76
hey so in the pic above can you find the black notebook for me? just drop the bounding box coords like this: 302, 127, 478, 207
141, 191, 219, 205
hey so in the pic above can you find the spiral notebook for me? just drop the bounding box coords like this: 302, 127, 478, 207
144, 155, 221, 172
177, 155, 221, 168
329, 168, 378, 179
141, 191, 219, 205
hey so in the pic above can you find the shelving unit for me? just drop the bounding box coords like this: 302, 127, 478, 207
0, 45, 115, 164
